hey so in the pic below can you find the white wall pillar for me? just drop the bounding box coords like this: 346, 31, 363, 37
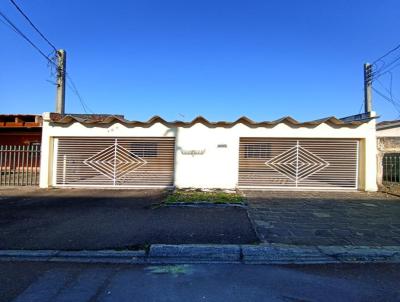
174, 124, 238, 189
363, 119, 378, 191
39, 114, 52, 188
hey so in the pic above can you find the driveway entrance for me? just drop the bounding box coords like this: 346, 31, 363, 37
55, 137, 175, 187
239, 138, 359, 190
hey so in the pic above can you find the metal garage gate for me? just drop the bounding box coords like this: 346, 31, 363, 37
55, 137, 175, 187
239, 138, 359, 190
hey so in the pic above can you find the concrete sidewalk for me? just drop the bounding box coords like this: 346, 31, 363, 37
245, 191, 400, 247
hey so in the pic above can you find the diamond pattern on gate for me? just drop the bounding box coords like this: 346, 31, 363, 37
84, 144, 147, 181
265, 145, 329, 182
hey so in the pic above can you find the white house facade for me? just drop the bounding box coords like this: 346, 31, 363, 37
40, 112, 378, 191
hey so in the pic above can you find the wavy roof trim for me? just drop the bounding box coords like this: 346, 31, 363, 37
48, 113, 372, 128
377, 119, 400, 130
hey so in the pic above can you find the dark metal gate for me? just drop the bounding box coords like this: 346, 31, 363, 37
55, 137, 175, 187
239, 138, 359, 190
383, 153, 400, 184
0, 145, 41, 186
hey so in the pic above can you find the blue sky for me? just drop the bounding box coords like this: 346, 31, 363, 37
0, 0, 399, 122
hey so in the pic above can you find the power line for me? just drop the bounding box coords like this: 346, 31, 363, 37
0, 13, 18, 33
370, 42, 400, 81
379, 62, 400, 77
66, 74, 94, 114
358, 99, 364, 114
373, 89, 400, 113
0, 10, 56, 67
9, 0, 57, 52
372, 56, 400, 79
2, 6, 95, 114
66, 81, 88, 113
371, 42, 400, 66
376, 77, 400, 106
371, 59, 386, 76
372, 87, 400, 114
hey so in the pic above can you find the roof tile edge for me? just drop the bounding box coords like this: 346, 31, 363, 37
46, 112, 371, 128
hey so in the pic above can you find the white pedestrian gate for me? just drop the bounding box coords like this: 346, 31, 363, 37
55, 137, 175, 187
239, 138, 359, 190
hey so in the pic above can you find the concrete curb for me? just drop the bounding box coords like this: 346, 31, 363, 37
149, 244, 241, 263
242, 245, 336, 264
160, 203, 247, 209
0, 249, 146, 264
0, 244, 399, 264
381, 189, 400, 198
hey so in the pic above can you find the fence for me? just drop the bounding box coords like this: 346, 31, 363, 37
383, 153, 400, 184
0, 145, 40, 186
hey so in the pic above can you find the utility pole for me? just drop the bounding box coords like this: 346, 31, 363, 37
364, 63, 372, 113
55, 49, 66, 114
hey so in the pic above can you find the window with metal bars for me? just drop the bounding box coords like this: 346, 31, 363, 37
383, 153, 400, 183
244, 143, 271, 159
130, 143, 158, 158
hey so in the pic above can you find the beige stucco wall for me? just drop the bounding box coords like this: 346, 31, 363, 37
40, 113, 378, 191
376, 125, 400, 189
376, 127, 400, 137
376, 136, 400, 187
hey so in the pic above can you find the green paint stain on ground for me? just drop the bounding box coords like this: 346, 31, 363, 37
145, 265, 193, 276
312, 212, 331, 218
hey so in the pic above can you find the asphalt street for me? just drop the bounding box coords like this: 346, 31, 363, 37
0, 189, 257, 249
1, 262, 399, 302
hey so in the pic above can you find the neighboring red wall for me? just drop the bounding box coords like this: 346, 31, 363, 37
0, 129, 42, 145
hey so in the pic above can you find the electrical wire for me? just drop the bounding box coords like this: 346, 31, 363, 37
371, 59, 386, 76
0, 10, 56, 67
3, 3, 95, 114
358, 100, 364, 114
66, 82, 88, 114
66, 74, 94, 114
372, 56, 400, 79
377, 62, 400, 78
371, 42, 400, 66
376, 78, 400, 107
371, 56, 400, 117
9, 0, 57, 52
373, 87, 400, 114
0, 13, 18, 33
370, 42, 400, 85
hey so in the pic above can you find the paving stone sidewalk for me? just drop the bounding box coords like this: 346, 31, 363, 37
245, 191, 400, 246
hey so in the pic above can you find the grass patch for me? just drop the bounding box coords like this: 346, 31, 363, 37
165, 190, 243, 204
